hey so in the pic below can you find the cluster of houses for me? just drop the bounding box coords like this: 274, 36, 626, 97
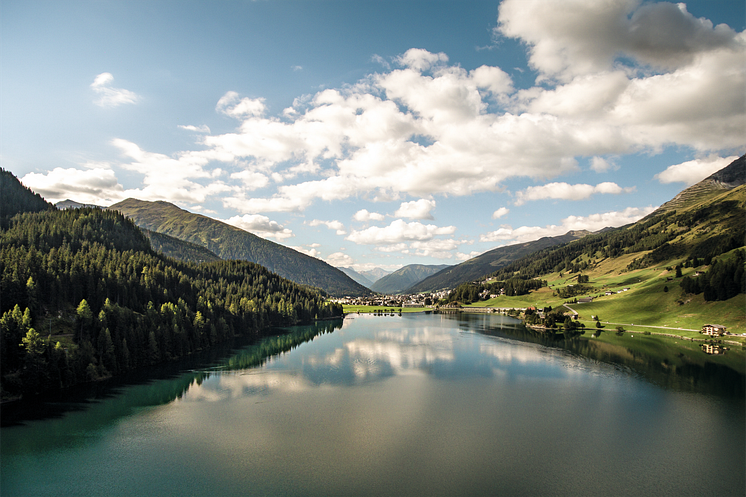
332, 290, 449, 308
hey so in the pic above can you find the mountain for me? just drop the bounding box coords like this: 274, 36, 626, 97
360, 268, 391, 283
108, 198, 371, 297
482, 155, 745, 289
143, 229, 222, 264
338, 267, 375, 288
371, 264, 451, 294
56, 199, 102, 210
1, 177, 343, 399
0, 168, 54, 225
652, 155, 746, 216
408, 231, 589, 293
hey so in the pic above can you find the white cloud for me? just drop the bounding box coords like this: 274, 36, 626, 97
179, 124, 211, 133
497, 0, 741, 82
395, 48, 449, 71
480, 206, 656, 244
230, 170, 270, 190
492, 207, 510, 219
456, 250, 484, 261
22, 166, 125, 204
394, 199, 436, 220
325, 252, 354, 267
224, 214, 293, 241
515, 181, 633, 205
309, 219, 347, 235
289, 245, 321, 258
353, 209, 385, 222
216, 91, 266, 118
91, 73, 140, 107
655, 155, 739, 186
347, 219, 456, 245
590, 156, 617, 173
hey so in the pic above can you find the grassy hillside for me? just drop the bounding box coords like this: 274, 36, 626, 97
409, 231, 588, 293
458, 156, 746, 336
109, 199, 371, 297
371, 264, 451, 294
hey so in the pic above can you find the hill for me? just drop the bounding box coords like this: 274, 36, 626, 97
338, 267, 375, 288
143, 229, 222, 264
1, 173, 343, 400
108, 199, 371, 297
408, 231, 589, 293
0, 168, 54, 226
652, 155, 746, 216
457, 155, 746, 333
371, 264, 451, 294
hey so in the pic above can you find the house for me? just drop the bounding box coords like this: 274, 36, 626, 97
605, 291, 615, 296
701, 324, 727, 336
577, 297, 593, 303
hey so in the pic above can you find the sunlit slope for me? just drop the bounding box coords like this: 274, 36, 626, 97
466, 155, 746, 334
109, 198, 371, 297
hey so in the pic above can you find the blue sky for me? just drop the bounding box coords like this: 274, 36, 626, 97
2, 0, 744, 272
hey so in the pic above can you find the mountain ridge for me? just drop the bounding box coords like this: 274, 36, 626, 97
109, 198, 371, 297
371, 264, 451, 294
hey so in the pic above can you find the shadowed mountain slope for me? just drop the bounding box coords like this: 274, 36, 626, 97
371, 264, 451, 294
109, 198, 371, 297
408, 231, 589, 293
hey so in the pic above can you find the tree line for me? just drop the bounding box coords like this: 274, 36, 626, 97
1, 205, 342, 399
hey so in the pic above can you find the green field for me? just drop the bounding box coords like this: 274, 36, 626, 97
466, 251, 746, 341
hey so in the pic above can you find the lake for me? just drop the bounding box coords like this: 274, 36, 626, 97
1, 313, 744, 496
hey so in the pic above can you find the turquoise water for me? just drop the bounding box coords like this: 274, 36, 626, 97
2, 313, 744, 496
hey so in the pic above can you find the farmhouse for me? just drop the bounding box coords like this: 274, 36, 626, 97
701, 324, 727, 336
577, 297, 593, 303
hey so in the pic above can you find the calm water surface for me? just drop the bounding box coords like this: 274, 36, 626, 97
2, 313, 744, 496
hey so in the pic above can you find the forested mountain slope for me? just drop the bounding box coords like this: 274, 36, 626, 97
109, 198, 371, 297
143, 229, 222, 264
0, 168, 54, 227
0, 173, 343, 400
408, 231, 588, 293
371, 264, 451, 294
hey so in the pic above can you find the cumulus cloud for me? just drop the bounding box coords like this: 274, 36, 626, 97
497, 0, 742, 81
590, 156, 617, 173
347, 219, 456, 245
353, 209, 385, 222
325, 252, 354, 267
492, 207, 510, 219
480, 205, 655, 244
22, 166, 125, 204
309, 219, 347, 235
224, 214, 293, 241
91, 73, 140, 107
216, 91, 266, 118
394, 199, 436, 220
655, 154, 739, 186
514, 181, 634, 205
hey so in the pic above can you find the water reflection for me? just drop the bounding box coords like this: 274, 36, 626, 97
2, 313, 744, 497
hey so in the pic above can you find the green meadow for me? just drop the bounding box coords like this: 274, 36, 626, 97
467, 250, 746, 340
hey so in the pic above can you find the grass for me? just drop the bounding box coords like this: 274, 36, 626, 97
465, 253, 746, 340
